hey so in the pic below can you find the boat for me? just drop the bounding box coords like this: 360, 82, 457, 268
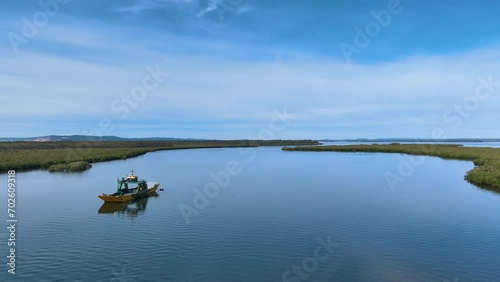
98, 172, 160, 203
98, 193, 158, 217
125, 170, 139, 182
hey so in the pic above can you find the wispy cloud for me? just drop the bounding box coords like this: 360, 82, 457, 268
196, 0, 253, 18
114, 0, 195, 13
114, 0, 253, 21
39, 25, 111, 48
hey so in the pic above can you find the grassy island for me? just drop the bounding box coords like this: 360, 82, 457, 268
48, 161, 92, 172
0, 139, 319, 173
283, 144, 500, 191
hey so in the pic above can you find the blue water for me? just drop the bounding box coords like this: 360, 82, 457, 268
322, 141, 500, 148
1, 146, 500, 281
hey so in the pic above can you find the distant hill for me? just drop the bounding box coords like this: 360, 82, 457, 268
0, 135, 201, 142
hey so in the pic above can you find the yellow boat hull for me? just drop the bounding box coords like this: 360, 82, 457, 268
98, 184, 159, 203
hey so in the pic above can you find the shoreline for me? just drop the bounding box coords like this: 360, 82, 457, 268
0, 140, 319, 174
283, 144, 500, 192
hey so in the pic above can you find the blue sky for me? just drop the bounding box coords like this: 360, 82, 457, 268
2, 0, 500, 139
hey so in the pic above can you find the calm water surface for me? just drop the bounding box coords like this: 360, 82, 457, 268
322, 141, 500, 148
1, 146, 500, 281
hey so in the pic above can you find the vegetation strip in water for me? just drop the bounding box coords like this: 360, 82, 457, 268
283, 144, 500, 191
0, 140, 319, 173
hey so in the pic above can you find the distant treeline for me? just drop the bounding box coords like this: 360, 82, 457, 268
0, 140, 319, 173
322, 138, 500, 143
283, 144, 500, 192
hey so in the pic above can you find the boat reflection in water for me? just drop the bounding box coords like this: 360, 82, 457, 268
98, 192, 159, 219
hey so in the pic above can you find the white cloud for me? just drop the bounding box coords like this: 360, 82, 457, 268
4, 43, 500, 120
2, 19, 500, 138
